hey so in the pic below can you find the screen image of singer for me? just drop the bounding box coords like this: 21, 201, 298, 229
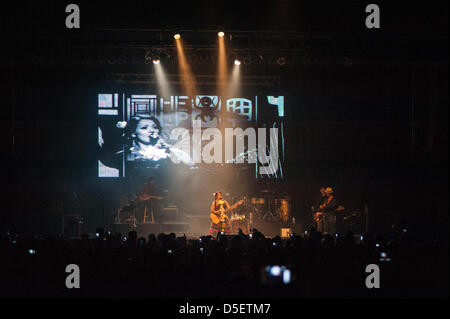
98, 94, 286, 180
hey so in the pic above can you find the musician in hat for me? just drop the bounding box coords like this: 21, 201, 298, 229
314, 187, 338, 234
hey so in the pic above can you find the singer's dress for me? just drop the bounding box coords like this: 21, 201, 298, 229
209, 199, 233, 236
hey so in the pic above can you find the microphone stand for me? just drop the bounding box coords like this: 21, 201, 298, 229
100, 192, 105, 229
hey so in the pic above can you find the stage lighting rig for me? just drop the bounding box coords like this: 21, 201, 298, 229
144, 50, 152, 64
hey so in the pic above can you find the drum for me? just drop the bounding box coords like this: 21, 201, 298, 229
251, 198, 265, 204
230, 215, 249, 233
230, 213, 246, 222
251, 197, 266, 217
117, 203, 138, 225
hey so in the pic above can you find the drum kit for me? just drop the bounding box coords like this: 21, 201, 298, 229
116, 196, 138, 228
116, 189, 292, 232
227, 190, 292, 231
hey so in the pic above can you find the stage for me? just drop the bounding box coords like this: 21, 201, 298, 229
2, 0, 448, 301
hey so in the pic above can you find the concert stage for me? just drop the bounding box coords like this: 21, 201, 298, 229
112, 219, 302, 239
3, 0, 448, 302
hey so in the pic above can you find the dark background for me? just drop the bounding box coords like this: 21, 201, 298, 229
1, 1, 448, 239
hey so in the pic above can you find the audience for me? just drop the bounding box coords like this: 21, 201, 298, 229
0, 228, 447, 298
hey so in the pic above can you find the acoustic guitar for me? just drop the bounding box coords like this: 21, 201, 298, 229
211, 200, 243, 224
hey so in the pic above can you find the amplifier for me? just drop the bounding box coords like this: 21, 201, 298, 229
62, 215, 84, 237
161, 206, 179, 222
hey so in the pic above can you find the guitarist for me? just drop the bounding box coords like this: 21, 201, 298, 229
209, 192, 234, 237
314, 187, 337, 234
136, 176, 163, 223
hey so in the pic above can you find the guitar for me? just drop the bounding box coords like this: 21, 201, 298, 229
314, 204, 344, 223
211, 200, 244, 224
135, 194, 163, 202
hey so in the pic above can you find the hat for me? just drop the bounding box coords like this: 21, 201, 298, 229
325, 187, 334, 194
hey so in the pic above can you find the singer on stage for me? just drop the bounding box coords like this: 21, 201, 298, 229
209, 192, 233, 236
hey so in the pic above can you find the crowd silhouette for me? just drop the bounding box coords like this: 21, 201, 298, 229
0, 227, 447, 298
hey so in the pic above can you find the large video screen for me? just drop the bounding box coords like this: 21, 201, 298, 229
98, 93, 285, 180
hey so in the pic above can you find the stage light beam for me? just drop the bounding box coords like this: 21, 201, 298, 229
217, 34, 228, 98
227, 62, 242, 98
175, 38, 197, 97
154, 63, 171, 101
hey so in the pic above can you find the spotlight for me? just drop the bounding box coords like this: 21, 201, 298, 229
234, 59, 241, 66
218, 31, 225, 37
152, 56, 161, 65
174, 33, 181, 40
277, 57, 286, 66
144, 51, 152, 64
